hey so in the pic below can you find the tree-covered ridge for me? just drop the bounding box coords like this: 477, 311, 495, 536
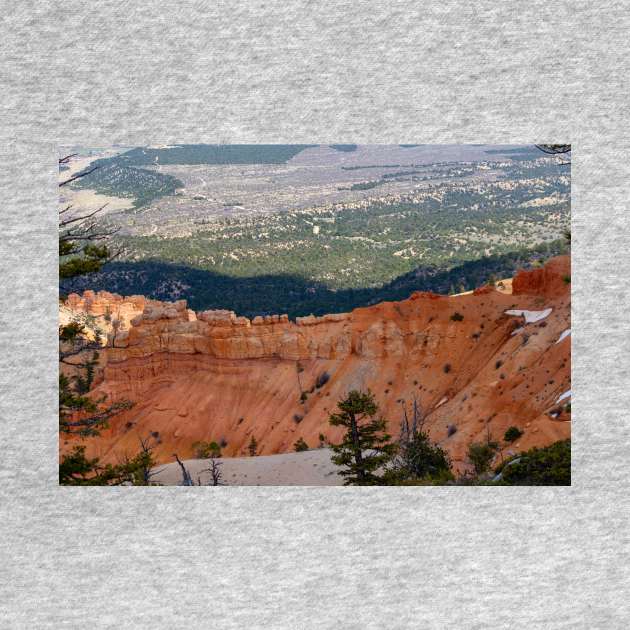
62, 239, 567, 319
109, 144, 317, 166
69, 144, 317, 208
70, 161, 183, 208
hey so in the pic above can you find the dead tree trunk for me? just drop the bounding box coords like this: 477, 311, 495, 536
173, 454, 194, 486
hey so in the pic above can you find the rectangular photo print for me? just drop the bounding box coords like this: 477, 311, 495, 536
59, 143, 571, 485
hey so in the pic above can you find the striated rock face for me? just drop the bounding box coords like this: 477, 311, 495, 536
60, 256, 571, 469
110, 306, 352, 362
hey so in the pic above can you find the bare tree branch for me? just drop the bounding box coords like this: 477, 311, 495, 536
59, 227, 119, 243
200, 457, 224, 486
535, 144, 571, 165
61, 401, 132, 432
59, 154, 78, 164
535, 144, 571, 155
59, 204, 109, 227
59, 348, 100, 362
59, 166, 98, 187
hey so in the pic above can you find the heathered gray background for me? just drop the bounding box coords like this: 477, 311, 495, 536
0, 1, 628, 627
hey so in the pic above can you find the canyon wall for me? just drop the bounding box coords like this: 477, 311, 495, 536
61, 256, 571, 468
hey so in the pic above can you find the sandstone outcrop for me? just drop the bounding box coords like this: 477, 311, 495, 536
512, 255, 571, 297
60, 256, 571, 469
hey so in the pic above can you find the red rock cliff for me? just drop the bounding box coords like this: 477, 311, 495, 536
61, 256, 571, 468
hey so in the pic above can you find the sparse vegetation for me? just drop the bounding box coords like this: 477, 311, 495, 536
467, 437, 500, 476
294, 437, 309, 452
192, 440, 221, 459
450, 312, 464, 322
315, 371, 331, 389
504, 426, 523, 443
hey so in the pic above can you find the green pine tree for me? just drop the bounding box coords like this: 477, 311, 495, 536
328, 390, 396, 485
59, 435, 160, 486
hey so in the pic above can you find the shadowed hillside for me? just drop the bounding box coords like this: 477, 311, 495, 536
61, 240, 567, 319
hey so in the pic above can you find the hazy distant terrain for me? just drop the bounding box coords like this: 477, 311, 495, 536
61, 144, 570, 317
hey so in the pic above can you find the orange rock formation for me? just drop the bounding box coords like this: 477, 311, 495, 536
60, 256, 571, 468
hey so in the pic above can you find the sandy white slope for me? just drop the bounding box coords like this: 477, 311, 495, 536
152, 448, 345, 486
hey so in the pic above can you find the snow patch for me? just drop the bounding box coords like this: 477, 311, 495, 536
556, 328, 571, 344
556, 389, 571, 404
505, 308, 552, 324
436, 397, 448, 408
511, 326, 524, 336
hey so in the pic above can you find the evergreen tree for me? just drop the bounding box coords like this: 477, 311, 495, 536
328, 390, 396, 485
59, 435, 160, 486
497, 439, 570, 485
248, 435, 258, 456
59, 446, 115, 485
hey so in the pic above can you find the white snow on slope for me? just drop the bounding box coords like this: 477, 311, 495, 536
556, 389, 571, 404
505, 308, 552, 324
556, 328, 571, 344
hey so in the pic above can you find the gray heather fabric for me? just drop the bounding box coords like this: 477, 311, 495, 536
1, 1, 628, 628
